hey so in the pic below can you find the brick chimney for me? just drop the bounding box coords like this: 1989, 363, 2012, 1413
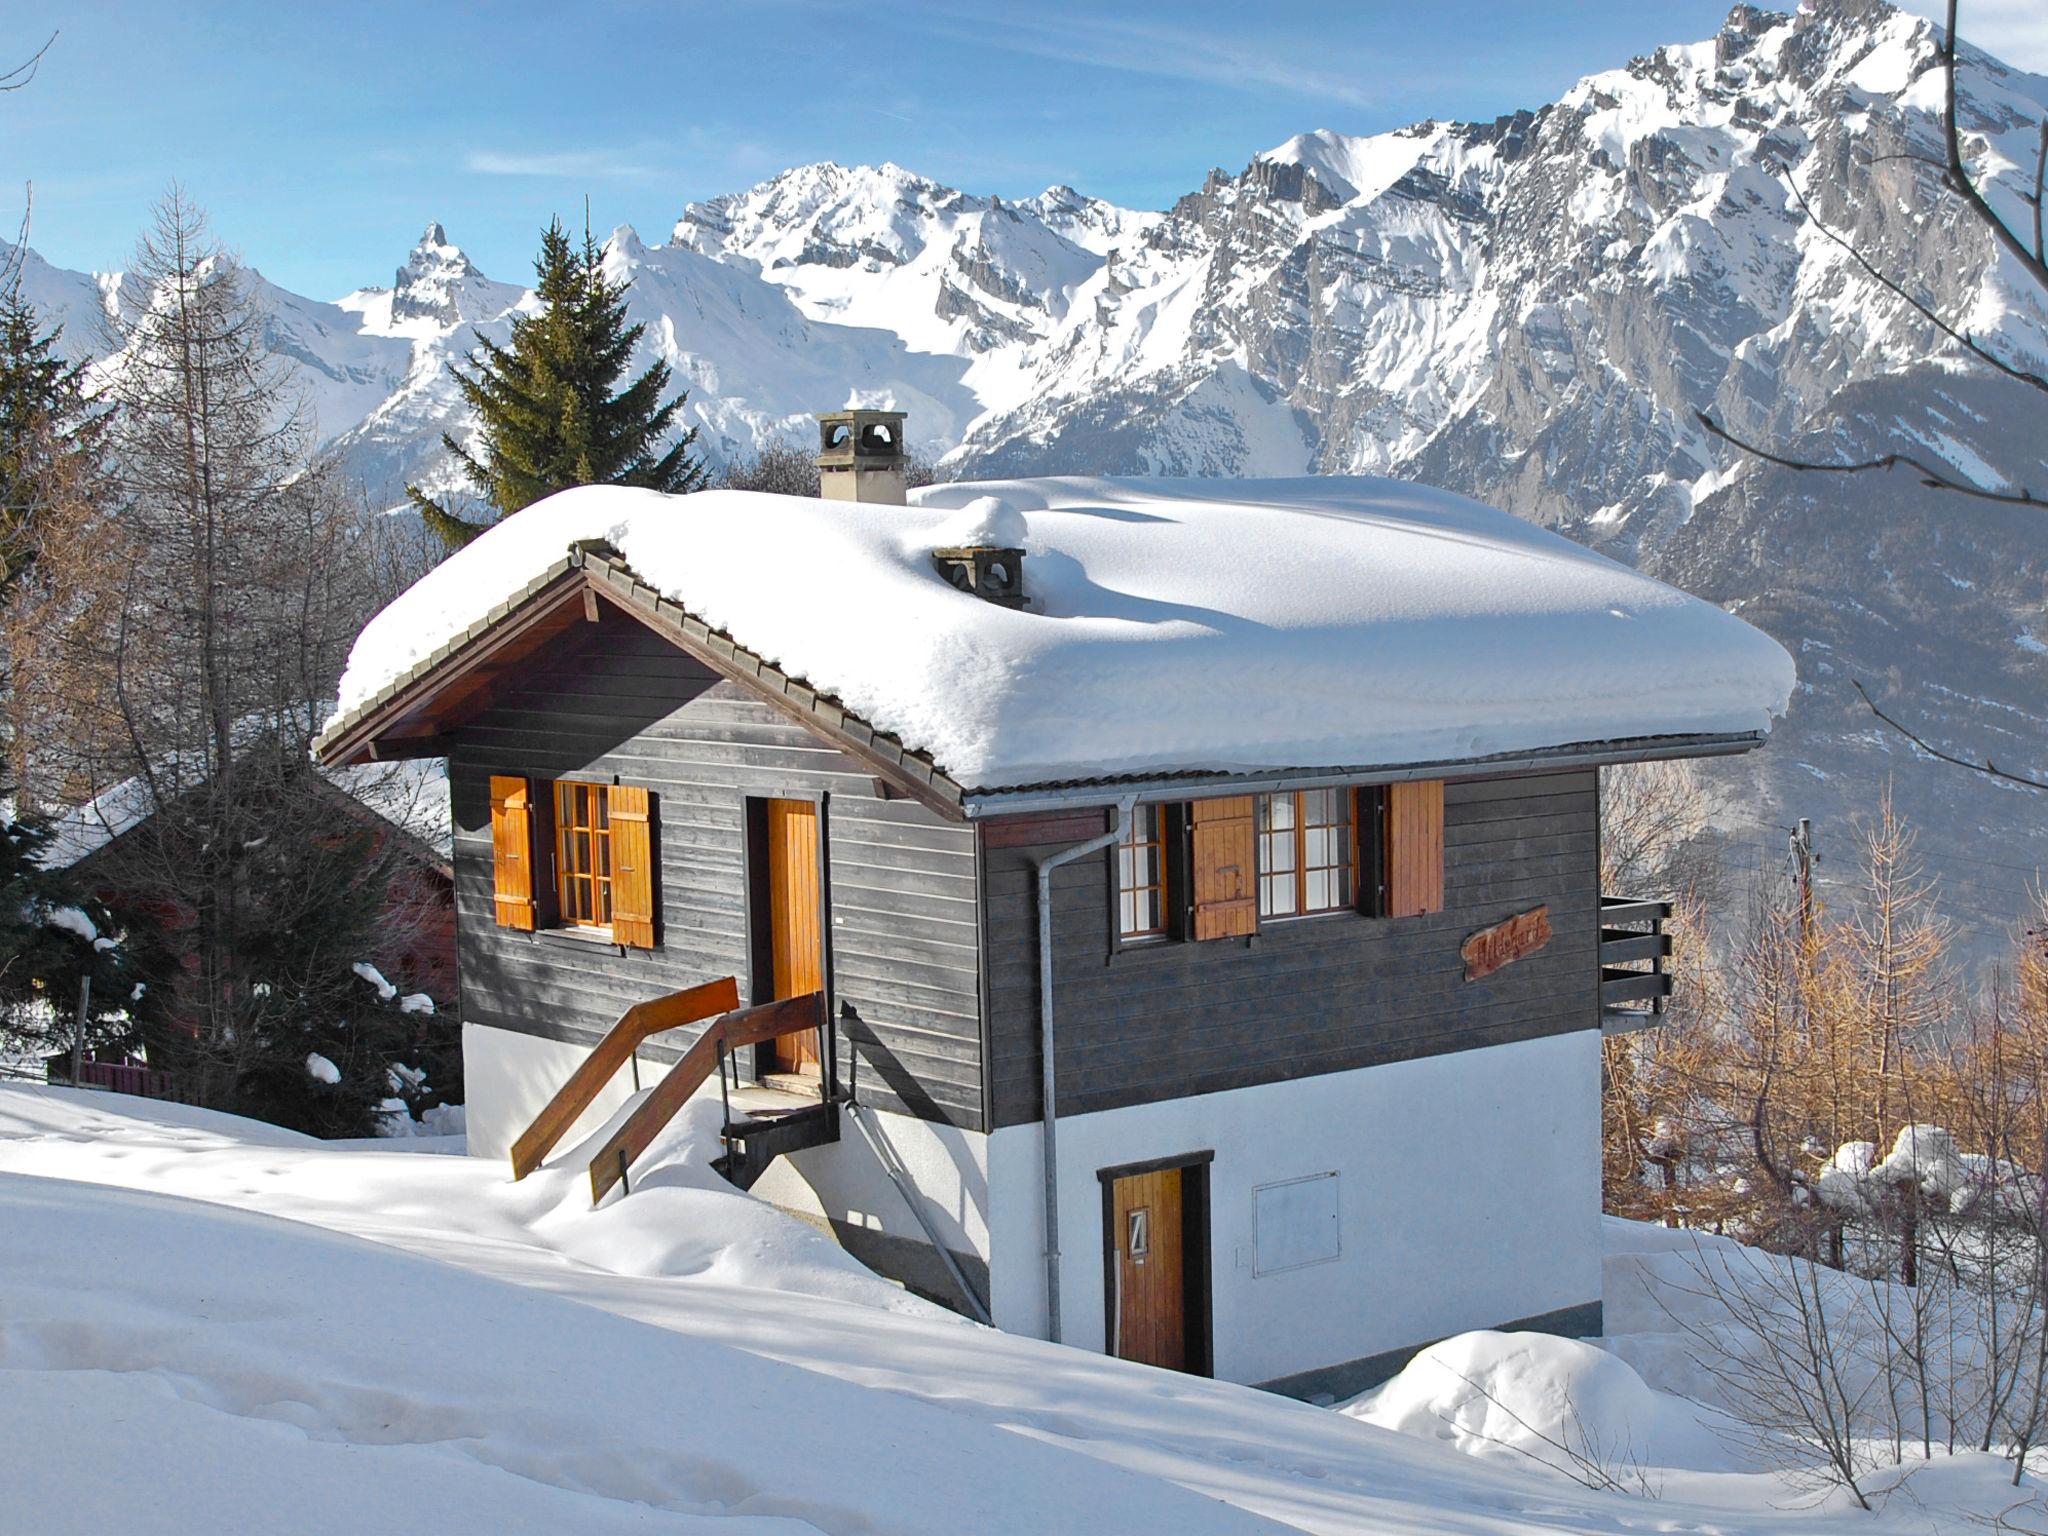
815, 408, 908, 505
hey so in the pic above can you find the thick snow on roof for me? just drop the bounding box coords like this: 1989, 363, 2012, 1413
334, 477, 1794, 792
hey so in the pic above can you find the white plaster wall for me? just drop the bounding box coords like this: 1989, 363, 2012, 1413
465, 1021, 992, 1260
986, 1031, 1603, 1386
463, 1022, 646, 1164
757, 1104, 991, 1261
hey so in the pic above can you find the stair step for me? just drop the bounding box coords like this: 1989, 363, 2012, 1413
722, 1104, 824, 1139
714, 1102, 840, 1192
724, 1101, 834, 1141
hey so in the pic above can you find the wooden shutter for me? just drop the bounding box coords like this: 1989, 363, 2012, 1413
1386, 780, 1445, 917
489, 775, 537, 931
609, 784, 656, 949
1189, 795, 1257, 940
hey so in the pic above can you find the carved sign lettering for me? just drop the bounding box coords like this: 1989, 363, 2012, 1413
1462, 905, 1553, 982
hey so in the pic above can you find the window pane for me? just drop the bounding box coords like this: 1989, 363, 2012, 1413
1117, 804, 1169, 939
1259, 871, 1292, 917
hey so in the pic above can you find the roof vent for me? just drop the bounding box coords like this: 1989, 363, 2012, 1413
815, 408, 908, 504
928, 495, 1029, 609
931, 545, 1027, 608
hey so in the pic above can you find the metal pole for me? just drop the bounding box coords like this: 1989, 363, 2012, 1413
848, 1101, 992, 1326
69, 974, 90, 1087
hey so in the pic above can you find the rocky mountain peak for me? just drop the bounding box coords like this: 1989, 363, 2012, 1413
387, 223, 513, 330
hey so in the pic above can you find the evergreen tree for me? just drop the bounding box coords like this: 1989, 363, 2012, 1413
0, 287, 108, 593
410, 220, 706, 549
0, 802, 153, 1069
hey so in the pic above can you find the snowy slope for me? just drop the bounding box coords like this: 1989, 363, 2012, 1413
4, 1085, 2041, 1535
329, 477, 1795, 790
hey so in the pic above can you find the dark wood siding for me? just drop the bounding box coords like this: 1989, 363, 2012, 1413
980, 771, 1600, 1127
448, 612, 984, 1128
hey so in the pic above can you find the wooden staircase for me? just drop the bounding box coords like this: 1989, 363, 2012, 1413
508, 977, 840, 1203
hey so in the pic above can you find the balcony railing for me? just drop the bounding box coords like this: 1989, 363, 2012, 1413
1600, 895, 1673, 1034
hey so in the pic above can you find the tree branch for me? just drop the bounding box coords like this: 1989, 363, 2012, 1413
1853, 679, 2048, 791
0, 34, 54, 92
1945, 0, 2048, 291
1695, 410, 2042, 508
1776, 164, 2048, 400
2033, 120, 2045, 266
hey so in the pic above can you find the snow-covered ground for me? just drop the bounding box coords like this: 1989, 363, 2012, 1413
1, 1083, 2038, 1534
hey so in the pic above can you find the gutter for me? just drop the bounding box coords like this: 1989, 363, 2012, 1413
961, 732, 1766, 819
1031, 794, 1136, 1345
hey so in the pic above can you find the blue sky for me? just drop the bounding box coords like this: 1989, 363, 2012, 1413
4, 1, 2041, 298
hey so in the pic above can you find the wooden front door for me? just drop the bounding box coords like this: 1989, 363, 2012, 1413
1111, 1167, 1186, 1370
764, 798, 823, 1073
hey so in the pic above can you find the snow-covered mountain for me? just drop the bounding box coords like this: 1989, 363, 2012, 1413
13, 0, 2048, 942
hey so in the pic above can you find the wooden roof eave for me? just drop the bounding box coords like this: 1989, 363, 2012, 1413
313, 545, 969, 824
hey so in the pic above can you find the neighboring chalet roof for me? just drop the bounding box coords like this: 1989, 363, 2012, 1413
46, 754, 452, 878
315, 478, 1796, 817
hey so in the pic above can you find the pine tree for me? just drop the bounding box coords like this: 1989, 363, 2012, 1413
410, 219, 705, 549
0, 286, 107, 593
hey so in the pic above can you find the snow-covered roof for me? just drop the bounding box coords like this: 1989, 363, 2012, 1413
44, 753, 451, 872
326, 477, 1793, 796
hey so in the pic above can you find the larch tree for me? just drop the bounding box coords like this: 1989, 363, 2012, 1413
409, 218, 706, 549
8, 189, 429, 1132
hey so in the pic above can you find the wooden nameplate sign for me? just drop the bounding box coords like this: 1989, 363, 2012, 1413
1462, 905, 1552, 981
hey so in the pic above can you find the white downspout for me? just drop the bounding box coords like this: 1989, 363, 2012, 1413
1031, 795, 1136, 1344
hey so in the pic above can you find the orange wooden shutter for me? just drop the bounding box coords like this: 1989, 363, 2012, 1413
609, 784, 656, 949
489, 775, 537, 931
1189, 795, 1257, 940
1386, 780, 1445, 916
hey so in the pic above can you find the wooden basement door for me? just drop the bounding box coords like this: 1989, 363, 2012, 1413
765, 798, 824, 1073
1111, 1167, 1186, 1370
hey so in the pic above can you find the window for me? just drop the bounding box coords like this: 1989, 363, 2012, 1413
489, 775, 656, 947
1117, 803, 1170, 940
554, 780, 614, 928
1257, 790, 1352, 918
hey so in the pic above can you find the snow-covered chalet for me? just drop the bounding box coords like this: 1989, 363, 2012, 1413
314, 410, 1794, 1396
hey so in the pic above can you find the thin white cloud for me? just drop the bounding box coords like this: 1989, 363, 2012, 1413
464, 148, 655, 180
914, 3, 1376, 110
1894, 0, 2048, 72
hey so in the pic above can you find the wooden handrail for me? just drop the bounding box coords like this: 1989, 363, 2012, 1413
509, 975, 740, 1180
588, 991, 827, 1203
